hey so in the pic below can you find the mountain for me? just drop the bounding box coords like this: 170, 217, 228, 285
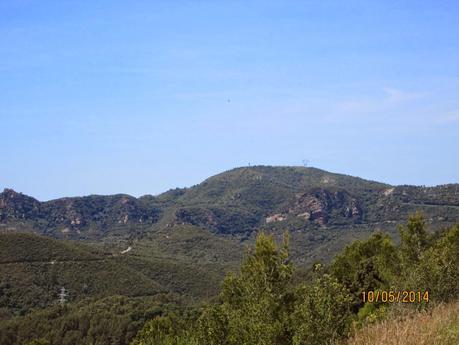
2, 165, 458, 281
2, 166, 459, 240
0, 189, 161, 238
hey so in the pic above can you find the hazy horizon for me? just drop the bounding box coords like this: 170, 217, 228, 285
2, 1, 459, 200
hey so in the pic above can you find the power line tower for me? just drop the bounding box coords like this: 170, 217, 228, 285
58, 287, 68, 306
302, 159, 309, 168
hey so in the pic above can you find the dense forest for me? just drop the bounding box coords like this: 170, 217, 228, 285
2, 214, 458, 344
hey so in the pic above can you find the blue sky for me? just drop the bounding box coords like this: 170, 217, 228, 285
1, 0, 458, 200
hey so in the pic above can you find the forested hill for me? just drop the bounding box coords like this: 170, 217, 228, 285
1, 166, 459, 240
0, 232, 224, 317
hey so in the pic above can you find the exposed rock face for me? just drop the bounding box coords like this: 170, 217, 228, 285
383, 188, 395, 196
289, 189, 361, 226
265, 214, 286, 223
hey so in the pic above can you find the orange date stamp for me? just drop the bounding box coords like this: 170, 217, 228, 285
361, 290, 429, 303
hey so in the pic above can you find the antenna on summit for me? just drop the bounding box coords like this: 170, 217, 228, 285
302, 159, 309, 168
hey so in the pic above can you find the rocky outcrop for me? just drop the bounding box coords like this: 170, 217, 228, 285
0, 189, 41, 221
265, 214, 286, 223
0, 189, 161, 238
288, 189, 361, 225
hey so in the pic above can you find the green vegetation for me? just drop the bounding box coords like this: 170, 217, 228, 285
1, 166, 459, 344
0, 295, 182, 345
0, 232, 101, 263
1, 212, 458, 345
2, 167, 459, 242
132, 215, 459, 345
330, 231, 399, 311
0, 232, 223, 318
0, 234, 161, 317
402, 220, 459, 302
131, 233, 352, 345
2, 167, 458, 283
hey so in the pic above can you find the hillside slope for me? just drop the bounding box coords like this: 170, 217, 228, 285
2, 166, 458, 241
0, 233, 222, 318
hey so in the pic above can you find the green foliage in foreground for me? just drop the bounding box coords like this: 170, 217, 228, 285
331, 213, 459, 327
404, 221, 459, 301
133, 215, 459, 345
292, 272, 352, 345
132, 233, 353, 345
332, 214, 459, 305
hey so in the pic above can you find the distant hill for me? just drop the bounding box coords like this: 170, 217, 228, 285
0, 189, 161, 238
2, 166, 458, 240
0, 232, 223, 318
